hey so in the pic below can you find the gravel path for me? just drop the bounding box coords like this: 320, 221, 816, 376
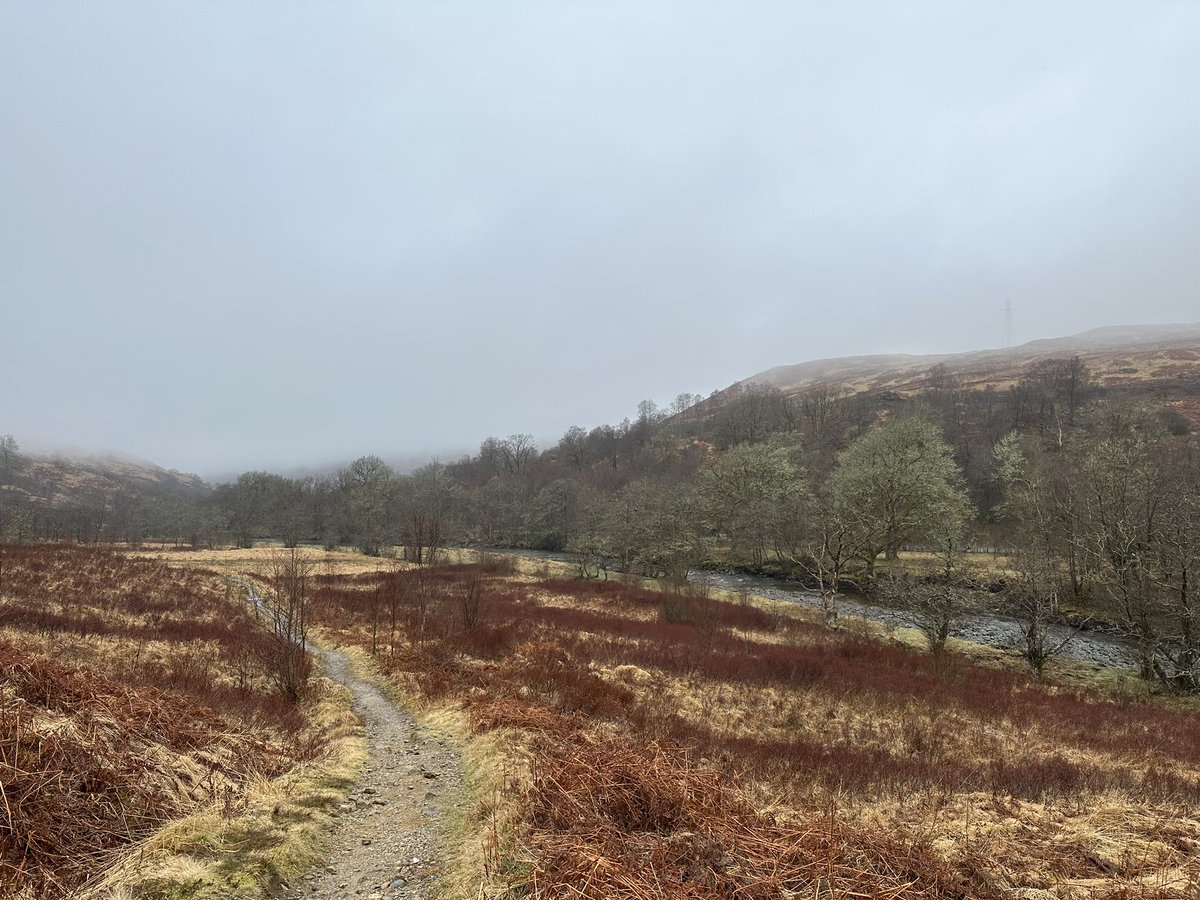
285, 648, 466, 900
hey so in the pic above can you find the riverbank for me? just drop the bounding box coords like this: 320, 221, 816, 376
477, 546, 1143, 672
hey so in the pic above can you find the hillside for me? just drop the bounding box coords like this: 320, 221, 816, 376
0, 447, 207, 509
0, 445, 210, 544
710, 323, 1200, 418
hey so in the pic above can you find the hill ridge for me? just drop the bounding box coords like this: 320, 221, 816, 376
739, 322, 1200, 396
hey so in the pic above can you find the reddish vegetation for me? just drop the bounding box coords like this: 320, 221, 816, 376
0, 545, 307, 898
524, 726, 967, 899
309, 563, 1200, 898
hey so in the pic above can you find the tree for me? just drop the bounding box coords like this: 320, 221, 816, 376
637, 399, 664, 426
385, 561, 406, 658
993, 433, 1079, 678
0, 435, 22, 485
304, 475, 340, 550
339, 456, 395, 555
500, 434, 537, 475
795, 384, 853, 461
714, 384, 794, 447
400, 463, 460, 564
881, 574, 977, 658
829, 414, 973, 579
1025, 357, 1092, 434
700, 438, 809, 567
670, 393, 702, 416
588, 424, 622, 471
558, 426, 590, 470
1082, 424, 1168, 680
1154, 448, 1200, 688
604, 480, 708, 584
529, 479, 582, 551
458, 566, 486, 630
478, 437, 506, 477
567, 493, 614, 579
259, 549, 315, 700
470, 477, 525, 547
216, 471, 298, 549
795, 491, 864, 626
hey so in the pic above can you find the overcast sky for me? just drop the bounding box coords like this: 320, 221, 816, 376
2, 2, 1198, 477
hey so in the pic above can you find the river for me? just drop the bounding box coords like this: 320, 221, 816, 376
485, 548, 1140, 670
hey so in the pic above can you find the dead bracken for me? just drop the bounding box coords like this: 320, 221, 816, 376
309, 560, 1200, 899
0, 546, 312, 899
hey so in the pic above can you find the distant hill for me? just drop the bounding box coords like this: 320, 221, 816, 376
694, 323, 1200, 424
1, 446, 207, 511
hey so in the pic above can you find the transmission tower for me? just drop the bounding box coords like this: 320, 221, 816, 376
1003, 299, 1016, 348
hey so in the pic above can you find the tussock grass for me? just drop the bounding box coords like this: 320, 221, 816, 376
82, 675, 364, 900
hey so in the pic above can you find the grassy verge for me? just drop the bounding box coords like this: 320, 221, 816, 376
81, 676, 365, 900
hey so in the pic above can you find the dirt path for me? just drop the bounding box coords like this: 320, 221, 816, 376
284, 648, 466, 900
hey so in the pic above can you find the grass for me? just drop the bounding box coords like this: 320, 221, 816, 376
131, 544, 409, 579
81, 678, 365, 900
301, 560, 1200, 899
0, 545, 362, 900
707, 545, 1020, 581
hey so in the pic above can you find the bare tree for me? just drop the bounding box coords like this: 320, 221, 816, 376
458, 566, 486, 630
793, 500, 862, 627
714, 384, 794, 446
259, 548, 315, 699
405, 566, 440, 646
670, 392, 702, 416
1008, 551, 1076, 679
501, 433, 537, 474
795, 384, 852, 458
1082, 432, 1166, 679
881, 574, 978, 657
1151, 449, 1200, 689
566, 491, 612, 579
558, 425, 590, 470
401, 463, 458, 565
994, 433, 1081, 678
367, 584, 384, 654
385, 560, 406, 658
0, 435, 22, 485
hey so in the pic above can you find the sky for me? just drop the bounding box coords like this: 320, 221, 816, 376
2, 2, 1199, 477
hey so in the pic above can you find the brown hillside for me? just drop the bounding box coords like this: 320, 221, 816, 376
698, 323, 1200, 423
1, 449, 206, 510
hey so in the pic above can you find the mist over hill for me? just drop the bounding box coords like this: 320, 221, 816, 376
682, 323, 1200, 427
745, 322, 1200, 393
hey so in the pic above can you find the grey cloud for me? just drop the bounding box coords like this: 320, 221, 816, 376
2, 1, 1197, 475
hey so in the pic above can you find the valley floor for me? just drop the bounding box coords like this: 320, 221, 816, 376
289, 549, 1200, 900
7, 543, 1200, 899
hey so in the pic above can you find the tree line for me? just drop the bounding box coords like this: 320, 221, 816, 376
2, 356, 1198, 689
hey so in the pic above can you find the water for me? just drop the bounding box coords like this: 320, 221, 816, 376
485, 548, 1140, 670
693, 570, 1139, 670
